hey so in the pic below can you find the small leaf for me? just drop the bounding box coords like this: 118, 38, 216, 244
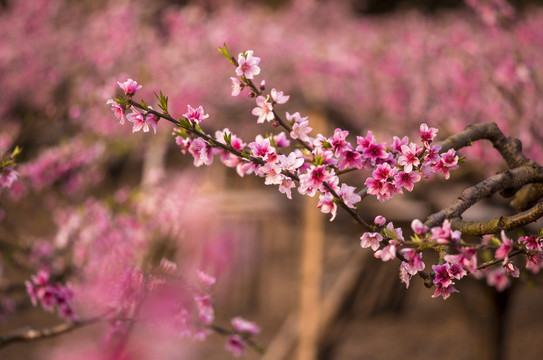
11, 146, 22, 158
114, 97, 129, 106
223, 132, 231, 145
178, 118, 190, 129
194, 123, 203, 133
140, 99, 149, 111
240, 150, 251, 160
218, 43, 236, 65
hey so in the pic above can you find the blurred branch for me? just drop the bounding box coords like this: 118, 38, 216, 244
0, 318, 101, 349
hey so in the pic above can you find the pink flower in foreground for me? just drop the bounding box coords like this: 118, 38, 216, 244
518, 234, 542, 251
126, 107, 149, 133
106, 99, 126, 124
495, 231, 514, 260
445, 248, 478, 274
248, 135, 276, 162
274, 132, 291, 147
420, 123, 438, 144
184, 105, 209, 125
338, 149, 363, 171
236, 50, 261, 79
433, 148, 459, 179
290, 118, 313, 142
432, 283, 459, 300
252, 96, 274, 123
372, 163, 397, 182
298, 165, 334, 194
145, 107, 159, 134
329, 128, 350, 154
226, 335, 245, 357
394, 170, 421, 192
230, 77, 242, 96
391, 135, 409, 153
270, 88, 289, 104
317, 192, 337, 221
117, 78, 142, 96
430, 219, 461, 244
278, 152, 304, 172
339, 183, 361, 208
399, 249, 425, 288
374, 215, 386, 227
374, 240, 397, 261
397, 143, 422, 173
258, 163, 283, 185
360, 232, 383, 251
400, 248, 425, 274
505, 261, 520, 278
432, 264, 453, 288
279, 177, 295, 199
231, 317, 260, 335
189, 137, 213, 167
411, 219, 427, 235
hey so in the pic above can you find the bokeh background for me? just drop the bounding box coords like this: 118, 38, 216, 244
1, 0, 543, 359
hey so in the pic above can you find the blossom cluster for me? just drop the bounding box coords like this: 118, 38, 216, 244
109, 49, 464, 305
108, 51, 460, 228
25, 269, 76, 320
361, 217, 537, 299
18, 180, 262, 356
107, 46, 541, 348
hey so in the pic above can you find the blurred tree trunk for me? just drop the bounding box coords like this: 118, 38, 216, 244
297, 110, 327, 360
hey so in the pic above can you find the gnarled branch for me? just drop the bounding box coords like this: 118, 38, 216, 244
450, 200, 543, 236
437, 122, 532, 169
425, 165, 543, 228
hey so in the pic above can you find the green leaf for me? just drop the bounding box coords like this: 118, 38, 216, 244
223, 131, 232, 145
490, 236, 501, 246
11, 146, 22, 159
177, 118, 190, 129
240, 150, 251, 160
321, 140, 332, 149
154, 90, 169, 114
313, 154, 323, 166
268, 134, 277, 148
218, 43, 236, 65
418, 243, 432, 250
140, 99, 149, 111
114, 96, 129, 106
194, 123, 203, 133
172, 128, 187, 137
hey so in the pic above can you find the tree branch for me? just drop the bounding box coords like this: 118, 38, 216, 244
450, 200, 543, 235
0, 318, 101, 349
425, 165, 543, 228
437, 122, 532, 169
